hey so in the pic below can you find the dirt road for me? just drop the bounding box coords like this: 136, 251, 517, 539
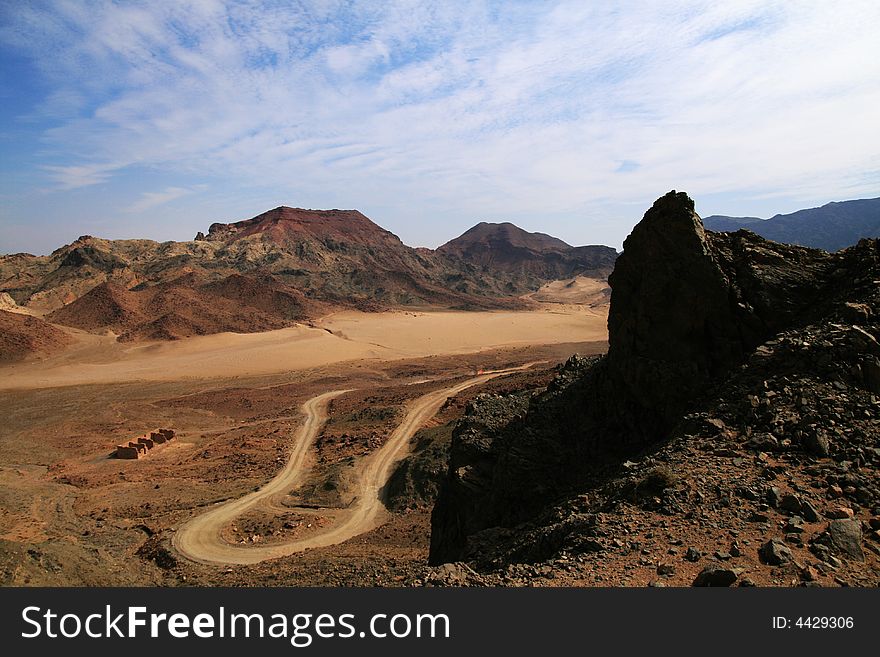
173, 365, 534, 565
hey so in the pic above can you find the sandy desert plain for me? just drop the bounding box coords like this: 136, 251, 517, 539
0, 280, 609, 586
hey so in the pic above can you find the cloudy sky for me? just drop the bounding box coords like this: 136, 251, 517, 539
1, 0, 878, 254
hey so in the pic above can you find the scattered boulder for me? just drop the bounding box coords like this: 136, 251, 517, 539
803, 430, 830, 457
427, 562, 477, 586
692, 566, 739, 587
760, 539, 792, 565
828, 519, 864, 561
784, 516, 805, 534
801, 501, 821, 522
780, 493, 802, 514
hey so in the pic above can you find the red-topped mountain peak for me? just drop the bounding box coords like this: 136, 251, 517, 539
196, 206, 401, 247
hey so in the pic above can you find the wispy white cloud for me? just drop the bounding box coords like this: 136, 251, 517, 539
41, 163, 117, 190
126, 186, 199, 213
1, 0, 879, 249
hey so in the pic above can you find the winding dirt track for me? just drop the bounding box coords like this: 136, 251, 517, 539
173, 365, 534, 565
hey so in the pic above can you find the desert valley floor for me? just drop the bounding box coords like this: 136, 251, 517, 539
0, 300, 610, 586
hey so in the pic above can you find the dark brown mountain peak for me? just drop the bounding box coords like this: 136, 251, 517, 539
439, 221, 572, 255
437, 220, 617, 280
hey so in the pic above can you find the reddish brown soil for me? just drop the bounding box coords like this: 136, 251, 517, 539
0, 310, 72, 362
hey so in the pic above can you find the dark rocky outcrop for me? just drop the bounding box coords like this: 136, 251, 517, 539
384, 425, 452, 512
603, 191, 832, 440
430, 190, 880, 567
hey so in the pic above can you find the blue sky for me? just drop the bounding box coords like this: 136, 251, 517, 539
1, 0, 879, 254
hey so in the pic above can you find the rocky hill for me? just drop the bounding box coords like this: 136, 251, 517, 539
0, 310, 72, 362
191, 206, 525, 309
704, 197, 880, 252
429, 191, 879, 587
46, 273, 317, 341
0, 236, 219, 314
197, 207, 400, 247
1, 209, 509, 316
1, 207, 619, 341
436, 222, 617, 293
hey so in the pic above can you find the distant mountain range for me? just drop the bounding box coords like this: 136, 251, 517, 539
703, 197, 880, 251
0, 207, 616, 349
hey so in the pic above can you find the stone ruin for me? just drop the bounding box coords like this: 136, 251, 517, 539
115, 428, 175, 459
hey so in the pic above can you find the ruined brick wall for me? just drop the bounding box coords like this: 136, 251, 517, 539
114, 428, 174, 459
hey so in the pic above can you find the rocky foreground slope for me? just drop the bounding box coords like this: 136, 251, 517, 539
429, 191, 880, 586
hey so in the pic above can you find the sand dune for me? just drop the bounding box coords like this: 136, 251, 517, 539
0, 308, 607, 389
318, 308, 607, 356
525, 276, 610, 306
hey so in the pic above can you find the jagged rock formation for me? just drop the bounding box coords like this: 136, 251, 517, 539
430, 191, 880, 579
704, 197, 880, 252
603, 191, 835, 439
0, 236, 207, 314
